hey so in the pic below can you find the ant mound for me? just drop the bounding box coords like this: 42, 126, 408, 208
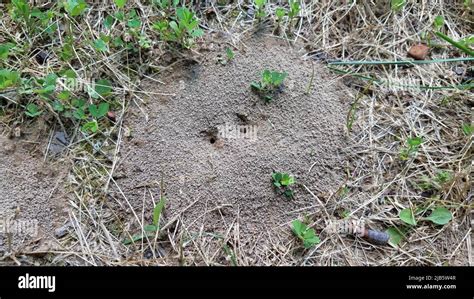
114, 36, 351, 264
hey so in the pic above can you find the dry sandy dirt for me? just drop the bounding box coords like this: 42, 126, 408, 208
112, 35, 351, 263
0, 126, 68, 260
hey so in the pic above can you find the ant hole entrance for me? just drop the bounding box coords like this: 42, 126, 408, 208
210, 137, 216, 144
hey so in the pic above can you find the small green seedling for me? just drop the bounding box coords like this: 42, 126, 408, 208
0, 43, 15, 60
392, 206, 452, 246
434, 171, 452, 187
80, 102, 109, 133
82, 120, 98, 133
391, 0, 406, 12
25, 103, 42, 117
417, 170, 453, 191
0, 69, 20, 90
152, 7, 203, 48
292, 219, 320, 249
399, 206, 453, 226
422, 15, 444, 47
272, 172, 295, 198
218, 47, 235, 65
337, 208, 350, 219
288, 0, 300, 21
465, 0, 474, 10
154, 0, 179, 10
114, 0, 127, 8
124, 179, 167, 245
399, 136, 423, 160
226, 47, 235, 61
433, 15, 444, 31
93, 36, 109, 53
251, 70, 288, 102
275, 7, 286, 23
462, 123, 473, 136
223, 244, 237, 266
254, 0, 267, 20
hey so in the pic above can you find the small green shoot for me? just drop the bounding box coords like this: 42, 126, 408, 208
0, 69, 20, 90
93, 37, 109, 53
124, 179, 167, 245
462, 123, 473, 136
226, 47, 235, 61
418, 170, 453, 191
151, 195, 167, 231
272, 172, 295, 198
292, 219, 320, 249
433, 15, 444, 31
114, 0, 127, 8
464, 0, 474, 10
288, 0, 300, 20
154, 0, 179, 10
223, 244, 238, 266
336, 208, 350, 219
275, 7, 286, 23
82, 120, 98, 133
251, 70, 288, 102
0, 43, 15, 60
434, 171, 452, 187
72, 99, 86, 120
391, 0, 406, 12
399, 136, 423, 160
218, 47, 235, 65
254, 0, 267, 20
25, 103, 42, 117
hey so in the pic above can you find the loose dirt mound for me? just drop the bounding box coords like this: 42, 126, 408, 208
0, 132, 67, 258
115, 36, 350, 263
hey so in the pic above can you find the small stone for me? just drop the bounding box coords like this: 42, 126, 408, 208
408, 44, 429, 60
55, 222, 73, 239
34, 50, 50, 65
453, 66, 465, 76
49, 131, 69, 156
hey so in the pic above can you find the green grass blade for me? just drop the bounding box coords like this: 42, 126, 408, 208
434, 31, 474, 57
153, 196, 166, 228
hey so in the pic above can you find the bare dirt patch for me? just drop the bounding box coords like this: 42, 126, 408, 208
0, 126, 68, 262
113, 35, 351, 264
